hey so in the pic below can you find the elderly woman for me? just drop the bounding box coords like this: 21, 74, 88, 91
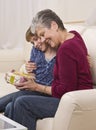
5, 9, 93, 130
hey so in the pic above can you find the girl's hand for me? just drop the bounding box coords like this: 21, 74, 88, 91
25, 61, 37, 73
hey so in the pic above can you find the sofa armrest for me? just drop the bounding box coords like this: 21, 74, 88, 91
53, 89, 96, 130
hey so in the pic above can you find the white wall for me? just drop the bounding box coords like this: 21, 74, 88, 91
61, 0, 96, 22
0, 0, 96, 49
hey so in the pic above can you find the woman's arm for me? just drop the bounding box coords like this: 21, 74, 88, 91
14, 79, 52, 95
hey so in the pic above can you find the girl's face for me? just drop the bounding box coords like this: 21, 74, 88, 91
30, 35, 49, 52
36, 22, 61, 49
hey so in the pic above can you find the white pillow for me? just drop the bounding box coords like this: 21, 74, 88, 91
64, 24, 86, 34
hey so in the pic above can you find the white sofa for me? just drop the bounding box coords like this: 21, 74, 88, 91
0, 23, 96, 130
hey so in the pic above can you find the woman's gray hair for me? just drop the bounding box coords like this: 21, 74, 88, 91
31, 9, 65, 33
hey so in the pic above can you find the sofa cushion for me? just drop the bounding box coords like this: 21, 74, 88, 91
64, 24, 86, 34
82, 26, 96, 85
37, 118, 53, 130
0, 49, 24, 72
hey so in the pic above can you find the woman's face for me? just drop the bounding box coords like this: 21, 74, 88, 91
36, 22, 61, 49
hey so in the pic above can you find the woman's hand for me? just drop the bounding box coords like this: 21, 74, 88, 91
25, 61, 37, 73
14, 78, 37, 91
14, 78, 52, 95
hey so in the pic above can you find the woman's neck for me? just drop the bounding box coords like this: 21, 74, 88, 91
59, 30, 75, 44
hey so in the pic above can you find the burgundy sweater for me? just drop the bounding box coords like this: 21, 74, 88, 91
52, 31, 93, 98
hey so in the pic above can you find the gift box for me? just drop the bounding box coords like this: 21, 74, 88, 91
6, 71, 31, 84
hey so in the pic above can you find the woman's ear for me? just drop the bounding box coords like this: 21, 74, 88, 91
51, 21, 58, 31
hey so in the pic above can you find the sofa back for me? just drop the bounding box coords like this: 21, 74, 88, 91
65, 24, 96, 86
82, 26, 96, 86
0, 49, 24, 72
